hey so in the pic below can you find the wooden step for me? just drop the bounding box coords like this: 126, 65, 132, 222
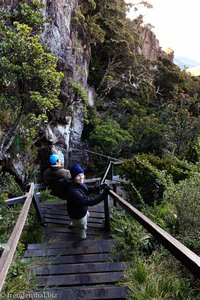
24, 239, 116, 258
34, 261, 129, 275
40, 225, 110, 242
40, 202, 106, 212
41, 209, 105, 218
43, 214, 104, 223
42, 226, 105, 234
42, 230, 108, 242
41, 285, 128, 299
24, 252, 118, 264
36, 271, 125, 287
27, 239, 116, 250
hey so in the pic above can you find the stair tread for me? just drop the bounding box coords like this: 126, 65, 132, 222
28, 238, 116, 250
25, 241, 116, 257
34, 261, 130, 275
35, 285, 128, 300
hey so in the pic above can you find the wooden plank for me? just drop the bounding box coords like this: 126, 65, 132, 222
41, 214, 105, 227
42, 210, 104, 218
24, 252, 118, 264
0, 183, 35, 292
39, 204, 67, 210
24, 242, 116, 257
41, 286, 128, 300
36, 271, 124, 287
43, 213, 104, 224
44, 229, 105, 237
34, 262, 129, 275
28, 239, 116, 250
85, 177, 101, 183
43, 218, 103, 227
42, 226, 105, 234
43, 213, 69, 219
43, 224, 103, 233
42, 231, 108, 243
43, 218, 104, 228
109, 190, 200, 278
40, 203, 105, 212
43, 227, 105, 239
43, 233, 77, 242
41, 226, 109, 242
41, 208, 68, 215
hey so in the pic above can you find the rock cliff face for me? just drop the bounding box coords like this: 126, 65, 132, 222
134, 24, 174, 62
138, 26, 162, 61
39, 0, 92, 168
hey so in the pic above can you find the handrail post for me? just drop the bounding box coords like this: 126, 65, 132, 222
33, 192, 45, 226
110, 162, 114, 180
104, 194, 110, 231
112, 184, 117, 208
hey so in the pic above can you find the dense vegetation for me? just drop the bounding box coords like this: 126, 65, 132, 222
77, 0, 200, 298
0, 0, 63, 186
0, 0, 199, 298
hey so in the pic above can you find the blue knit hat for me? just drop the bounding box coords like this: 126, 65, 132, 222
70, 164, 84, 179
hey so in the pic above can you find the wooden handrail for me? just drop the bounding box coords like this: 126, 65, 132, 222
0, 183, 35, 292
108, 189, 200, 278
101, 161, 112, 184
71, 148, 122, 162
85, 177, 101, 183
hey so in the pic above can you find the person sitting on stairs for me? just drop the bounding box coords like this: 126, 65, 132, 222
67, 163, 110, 240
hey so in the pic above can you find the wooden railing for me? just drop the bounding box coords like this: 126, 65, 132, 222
0, 183, 35, 291
102, 161, 200, 279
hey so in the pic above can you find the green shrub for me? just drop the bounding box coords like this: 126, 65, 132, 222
185, 136, 200, 163
88, 118, 132, 158
0, 172, 23, 198
111, 209, 155, 260
164, 173, 200, 255
119, 153, 199, 206
145, 153, 198, 182
120, 155, 169, 206
39, 188, 60, 204
141, 200, 178, 234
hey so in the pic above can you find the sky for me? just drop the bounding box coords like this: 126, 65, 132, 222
125, 0, 200, 62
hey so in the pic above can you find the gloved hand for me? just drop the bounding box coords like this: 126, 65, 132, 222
99, 183, 108, 190
102, 184, 111, 192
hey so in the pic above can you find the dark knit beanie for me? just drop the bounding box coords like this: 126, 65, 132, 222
70, 164, 84, 179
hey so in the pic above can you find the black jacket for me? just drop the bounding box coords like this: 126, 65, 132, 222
43, 166, 71, 199
67, 182, 107, 219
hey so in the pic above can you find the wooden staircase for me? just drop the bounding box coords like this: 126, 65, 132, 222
24, 201, 129, 299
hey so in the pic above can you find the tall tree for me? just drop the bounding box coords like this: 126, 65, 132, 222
0, 1, 63, 160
